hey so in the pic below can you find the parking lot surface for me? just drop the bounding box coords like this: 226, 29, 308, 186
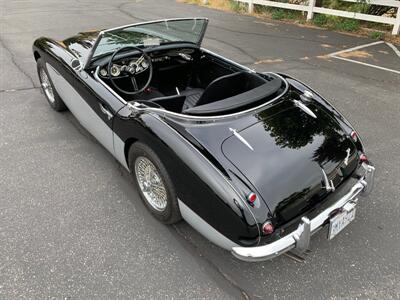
1, 0, 399, 299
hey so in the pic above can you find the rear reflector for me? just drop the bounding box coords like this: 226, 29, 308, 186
247, 192, 257, 203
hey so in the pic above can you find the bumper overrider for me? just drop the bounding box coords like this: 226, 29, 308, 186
232, 163, 375, 262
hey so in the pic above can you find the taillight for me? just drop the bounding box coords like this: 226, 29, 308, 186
247, 192, 257, 204
262, 221, 274, 235
360, 153, 368, 163
350, 131, 358, 142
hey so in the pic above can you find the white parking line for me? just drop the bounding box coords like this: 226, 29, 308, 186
327, 41, 400, 75
327, 41, 384, 57
331, 56, 400, 74
386, 42, 400, 58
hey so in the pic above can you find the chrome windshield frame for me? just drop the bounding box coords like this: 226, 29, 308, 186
84, 18, 209, 70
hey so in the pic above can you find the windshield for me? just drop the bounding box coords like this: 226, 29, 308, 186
92, 18, 208, 58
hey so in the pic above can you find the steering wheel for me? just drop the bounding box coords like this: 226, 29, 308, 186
107, 46, 153, 95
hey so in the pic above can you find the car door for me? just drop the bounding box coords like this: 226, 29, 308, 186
45, 57, 122, 156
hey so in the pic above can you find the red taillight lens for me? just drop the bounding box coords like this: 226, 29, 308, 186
247, 192, 257, 203
360, 153, 368, 163
350, 131, 358, 142
262, 221, 274, 235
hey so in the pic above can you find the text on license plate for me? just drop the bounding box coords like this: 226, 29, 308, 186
328, 208, 356, 240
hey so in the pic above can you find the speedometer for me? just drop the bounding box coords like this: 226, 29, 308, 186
110, 64, 121, 77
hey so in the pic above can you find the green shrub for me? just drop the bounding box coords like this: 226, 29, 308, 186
271, 9, 286, 20
313, 14, 328, 26
285, 10, 301, 20
229, 0, 245, 13
369, 31, 384, 40
335, 18, 360, 32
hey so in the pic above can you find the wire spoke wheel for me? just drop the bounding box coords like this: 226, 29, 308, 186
134, 156, 168, 212
39, 67, 55, 103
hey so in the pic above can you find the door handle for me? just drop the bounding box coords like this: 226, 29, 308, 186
99, 103, 113, 120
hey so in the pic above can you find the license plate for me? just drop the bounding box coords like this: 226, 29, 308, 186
328, 208, 356, 240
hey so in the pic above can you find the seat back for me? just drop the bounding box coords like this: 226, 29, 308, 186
196, 71, 265, 107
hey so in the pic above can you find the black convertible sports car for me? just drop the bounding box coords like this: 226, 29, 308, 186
33, 18, 375, 261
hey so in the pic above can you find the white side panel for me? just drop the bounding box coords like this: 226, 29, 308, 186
178, 199, 239, 250
47, 64, 114, 155
113, 134, 129, 171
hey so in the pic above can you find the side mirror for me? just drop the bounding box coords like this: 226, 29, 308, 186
71, 59, 82, 71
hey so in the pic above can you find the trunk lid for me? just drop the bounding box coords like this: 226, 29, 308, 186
221, 101, 358, 225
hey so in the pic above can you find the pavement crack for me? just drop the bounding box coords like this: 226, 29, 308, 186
116, 2, 146, 22
0, 35, 37, 89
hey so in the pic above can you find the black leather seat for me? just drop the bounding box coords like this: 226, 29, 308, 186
181, 72, 266, 111
180, 88, 204, 111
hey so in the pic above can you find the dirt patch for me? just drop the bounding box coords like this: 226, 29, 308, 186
316, 55, 333, 61
321, 44, 332, 48
254, 58, 284, 64
337, 50, 373, 59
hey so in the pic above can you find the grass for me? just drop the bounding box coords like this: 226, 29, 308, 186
312, 14, 360, 32
313, 14, 328, 27
257, 7, 303, 21
334, 18, 360, 32
271, 9, 286, 20
369, 31, 384, 40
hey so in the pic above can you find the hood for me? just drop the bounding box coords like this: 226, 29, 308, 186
61, 30, 100, 61
221, 99, 359, 225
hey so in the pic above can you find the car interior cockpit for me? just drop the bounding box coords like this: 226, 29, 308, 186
88, 19, 284, 116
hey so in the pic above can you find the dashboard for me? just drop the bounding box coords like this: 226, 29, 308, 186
97, 47, 197, 78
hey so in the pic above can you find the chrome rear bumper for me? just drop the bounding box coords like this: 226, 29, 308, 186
231, 163, 375, 262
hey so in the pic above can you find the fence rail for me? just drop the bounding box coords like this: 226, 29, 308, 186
237, 0, 400, 35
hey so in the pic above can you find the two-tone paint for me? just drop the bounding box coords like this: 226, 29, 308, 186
32, 29, 368, 250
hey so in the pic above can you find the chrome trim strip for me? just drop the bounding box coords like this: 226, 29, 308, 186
231, 165, 375, 262
344, 148, 351, 166
94, 67, 289, 122
321, 168, 335, 192
103, 17, 208, 33
178, 199, 239, 250
201, 48, 253, 72
293, 100, 317, 118
229, 128, 254, 151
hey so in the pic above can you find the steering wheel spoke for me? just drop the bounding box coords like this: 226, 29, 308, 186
131, 77, 139, 91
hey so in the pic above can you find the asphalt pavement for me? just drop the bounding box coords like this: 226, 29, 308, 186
1, 0, 399, 299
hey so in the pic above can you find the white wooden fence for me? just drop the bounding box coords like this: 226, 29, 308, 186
236, 0, 400, 34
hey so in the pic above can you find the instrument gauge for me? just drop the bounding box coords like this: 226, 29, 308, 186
141, 61, 149, 69
99, 68, 108, 77
110, 64, 121, 77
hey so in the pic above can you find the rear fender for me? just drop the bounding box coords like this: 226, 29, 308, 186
113, 110, 261, 247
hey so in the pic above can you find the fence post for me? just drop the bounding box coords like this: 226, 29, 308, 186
307, 0, 316, 20
248, 0, 254, 14
393, 6, 400, 35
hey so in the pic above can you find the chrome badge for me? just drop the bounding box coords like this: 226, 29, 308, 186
344, 148, 351, 166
